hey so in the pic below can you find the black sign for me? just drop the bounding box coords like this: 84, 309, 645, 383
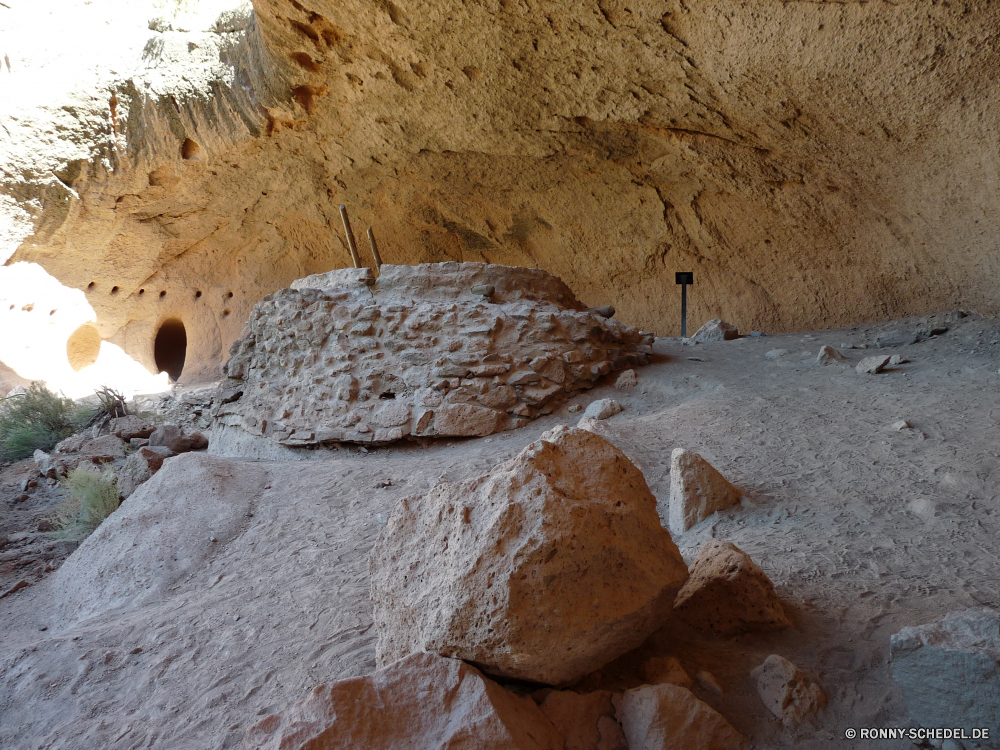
675, 272, 693, 285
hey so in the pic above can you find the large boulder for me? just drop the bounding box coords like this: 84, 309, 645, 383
890, 609, 1000, 745
689, 319, 739, 344
240, 652, 563, 750
612, 683, 746, 750
667, 449, 743, 535
370, 426, 689, 685
673, 541, 790, 636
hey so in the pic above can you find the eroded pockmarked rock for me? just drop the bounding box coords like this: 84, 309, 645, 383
370, 426, 688, 685
667, 449, 742, 535
534, 690, 627, 750
690, 319, 739, 344
214, 263, 652, 449
673, 541, 790, 636
751, 654, 826, 727
890, 609, 1000, 742
612, 683, 746, 750
240, 652, 563, 750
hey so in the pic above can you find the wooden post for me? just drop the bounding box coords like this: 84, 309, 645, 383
367, 227, 383, 271
339, 204, 362, 269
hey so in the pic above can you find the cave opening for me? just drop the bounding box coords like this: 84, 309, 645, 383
154, 319, 187, 381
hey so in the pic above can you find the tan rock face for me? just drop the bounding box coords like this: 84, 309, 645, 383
6, 1, 1000, 380
673, 540, 790, 637
214, 263, 652, 447
535, 690, 627, 750
240, 652, 563, 750
612, 683, 746, 750
370, 426, 688, 685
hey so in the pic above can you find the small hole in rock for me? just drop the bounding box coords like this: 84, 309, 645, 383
87, 282, 96, 290
226, 291, 234, 298
159, 291, 167, 298
222, 309, 231, 317
49, 309, 56, 316
379, 392, 397, 400
181, 138, 201, 160
195, 290, 202, 299
138, 289, 145, 295
111, 286, 119, 294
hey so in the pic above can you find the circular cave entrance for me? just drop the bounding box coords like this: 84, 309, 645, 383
154, 319, 187, 382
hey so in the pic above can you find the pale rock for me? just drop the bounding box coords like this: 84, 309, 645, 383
751, 654, 827, 726
33, 450, 70, 479
642, 656, 693, 689
690, 319, 739, 344
765, 349, 787, 359
240, 652, 563, 750
370, 426, 688, 685
584, 399, 623, 421
78, 434, 128, 462
816, 345, 847, 365
856, 355, 892, 374
612, 683, 746, 750
568, 403, 583, 413
673, 541, 790, 636
889, 354, 910, 365
118, 447, 171, 500
887, 419, 911, 431
667, 449, 742, 535
149, 424, 208, 452
536, 690, 627, 750
890, 609, 1000, 743
876, 330, 918, 347
108, 415, 156, 441
54, 434, 88, 454
615, 369, 638, 389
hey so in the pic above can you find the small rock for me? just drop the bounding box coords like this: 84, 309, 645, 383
615, 369, 638, 390
12, 493, 29, 504
673, 540, 790, 636
583, 399, 623, 421
54, 433, 88, 453
567, 404, 583, 414
33, 449, 69, 479
690, 319, 739, 344
667, 449, 742, 535
750, 331, 764, 337
695, 670, 724, 697
590, 305, 616, 318
130, 437, 150, 448
37, 518, 58, 532
887, 420, 911, 431
20, 478, 37, 493
471, 284, 495, 297
751, 654, 826, 726
641, 656, 692, 689
118, 447, 171, 499
612, 683, 746, 750
856, 355, 892, 374
889, 354, 910, 366
149, 425, 208, 452
816, 345, 847, 365
765, 349, 787, 359
108, 415, 156, 440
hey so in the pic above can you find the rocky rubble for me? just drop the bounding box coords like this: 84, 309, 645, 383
751, 655, 827, 727
612, 683, 746, 750
213, 263, 653, 450
370, 426, 687, 685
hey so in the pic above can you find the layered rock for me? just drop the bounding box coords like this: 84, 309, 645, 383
673, 541, 790, 636
214, 263, 652, 447
890, 609, 1000, 744
370, 426, 688, 685
240, 652, 563, 750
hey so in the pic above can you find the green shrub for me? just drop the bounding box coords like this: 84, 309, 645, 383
0, 382, 80, 461
53, 468, 121, 541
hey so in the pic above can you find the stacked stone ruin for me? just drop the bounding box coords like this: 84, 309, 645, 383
214, 262, 653, 448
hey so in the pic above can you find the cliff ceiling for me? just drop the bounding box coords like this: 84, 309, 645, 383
2, 0, 998, 381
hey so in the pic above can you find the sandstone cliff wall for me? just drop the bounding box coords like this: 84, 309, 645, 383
4, 0, 998, 380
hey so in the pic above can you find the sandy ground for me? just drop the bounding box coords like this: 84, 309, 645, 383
0, 310, 998, 749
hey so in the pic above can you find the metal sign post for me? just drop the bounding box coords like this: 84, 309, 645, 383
675, 272, 693, 337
